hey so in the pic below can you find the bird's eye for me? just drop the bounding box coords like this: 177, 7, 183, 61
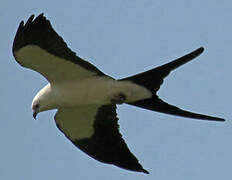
34, 104, 39, 109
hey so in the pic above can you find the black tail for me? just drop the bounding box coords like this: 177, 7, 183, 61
128, 95, 224, 121
121, 47, 204, 92
120, 47, 224, 121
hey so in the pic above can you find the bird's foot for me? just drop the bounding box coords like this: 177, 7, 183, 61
111, 93, 126, 104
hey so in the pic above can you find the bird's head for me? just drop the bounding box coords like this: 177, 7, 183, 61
32, 93, 50, 119
31, 84, 54, 119
31, 99, 41, 119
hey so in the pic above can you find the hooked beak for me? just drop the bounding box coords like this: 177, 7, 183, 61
33, 110, 38, 120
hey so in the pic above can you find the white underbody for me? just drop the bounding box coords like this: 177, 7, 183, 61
15, 38, 153, 140
15, 45, 152, 111
15, 45, 152, 140
34, 75, 152, 111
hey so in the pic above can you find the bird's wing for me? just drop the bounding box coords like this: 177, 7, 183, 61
55, 105, 149, 174
12, 14, 104, 83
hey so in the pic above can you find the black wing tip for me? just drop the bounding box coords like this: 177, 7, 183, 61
28, 14, 35, 22
38, 12, 45, 17
13, 13, 49, 53
27, 13, 45, 21
26, 13, 48, 25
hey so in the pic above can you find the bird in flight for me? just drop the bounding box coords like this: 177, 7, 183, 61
12, 13, 224, 174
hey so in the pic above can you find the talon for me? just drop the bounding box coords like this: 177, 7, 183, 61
111, 93, 126, 104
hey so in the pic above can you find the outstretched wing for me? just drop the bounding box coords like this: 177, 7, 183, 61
13, 14, 104, 83
55, 105, 149, 174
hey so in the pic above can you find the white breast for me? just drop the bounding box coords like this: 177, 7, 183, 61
41, 76, 152, 109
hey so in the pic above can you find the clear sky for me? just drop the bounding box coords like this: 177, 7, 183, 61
1, 0, 231, 179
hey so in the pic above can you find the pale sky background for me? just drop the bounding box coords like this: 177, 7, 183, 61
1, 0, 232, 179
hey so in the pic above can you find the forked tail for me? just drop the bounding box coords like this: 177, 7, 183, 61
120, 47, 224, 121
128, 95, 224, 121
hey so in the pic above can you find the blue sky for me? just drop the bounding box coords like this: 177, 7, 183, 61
1, 0, 231, 179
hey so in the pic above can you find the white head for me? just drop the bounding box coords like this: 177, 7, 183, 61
31, 84, 55, 119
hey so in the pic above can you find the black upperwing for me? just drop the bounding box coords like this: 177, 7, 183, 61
13, 14, 105, 83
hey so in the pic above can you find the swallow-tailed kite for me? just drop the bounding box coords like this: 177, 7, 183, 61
12, 14, 224, 174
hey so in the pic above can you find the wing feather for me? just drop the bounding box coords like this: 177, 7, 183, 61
13, 14, 104, 82
55, 105, 149, 173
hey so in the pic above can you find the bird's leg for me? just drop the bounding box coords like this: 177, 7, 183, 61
111, 93, 126, 104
